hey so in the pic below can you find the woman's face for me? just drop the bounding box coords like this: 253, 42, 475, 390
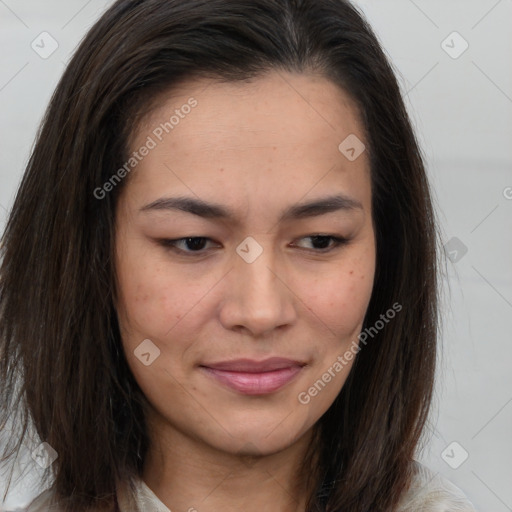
114, 71, 376, 457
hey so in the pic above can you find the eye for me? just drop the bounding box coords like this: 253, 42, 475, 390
158, 234, 348, 256
158, 237, 218, 255
292, 234, 349, 252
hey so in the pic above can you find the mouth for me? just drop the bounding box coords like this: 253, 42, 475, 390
199, 357, 306, 395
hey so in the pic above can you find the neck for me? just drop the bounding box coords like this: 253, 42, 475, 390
141, 414, 318, 512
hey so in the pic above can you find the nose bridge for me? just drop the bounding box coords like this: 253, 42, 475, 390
236, 234, 281, 302
222, 235, 294, 334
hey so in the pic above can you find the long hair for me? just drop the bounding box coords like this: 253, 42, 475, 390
0, 1, 439, 510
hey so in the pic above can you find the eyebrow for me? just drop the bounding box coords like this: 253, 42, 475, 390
139, 194, 363, 223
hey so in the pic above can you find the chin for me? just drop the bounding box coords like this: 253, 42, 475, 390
201, 409, 314, 457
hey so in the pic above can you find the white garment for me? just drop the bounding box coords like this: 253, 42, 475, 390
395, 461, 477, 512
21, 461, 477, 511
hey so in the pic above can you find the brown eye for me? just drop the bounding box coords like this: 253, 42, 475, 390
294, 235, 348, 252
159, 237, 217, 255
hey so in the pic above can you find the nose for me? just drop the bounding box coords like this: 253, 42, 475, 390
218, 239, 297, 337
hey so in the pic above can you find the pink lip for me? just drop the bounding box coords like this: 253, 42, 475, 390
200, 357, 305, 395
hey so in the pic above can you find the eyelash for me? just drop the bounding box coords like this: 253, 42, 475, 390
157, 235, 349, 257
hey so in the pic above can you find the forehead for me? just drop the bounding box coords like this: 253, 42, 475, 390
122, 71, 370, 218
136, 70, 364, 145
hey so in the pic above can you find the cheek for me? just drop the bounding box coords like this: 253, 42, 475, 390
300, 259, 375, 336
115, 239, 207, 344
118, 268, 207, 341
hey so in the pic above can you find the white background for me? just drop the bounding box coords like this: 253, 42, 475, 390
0, 0, 511, 510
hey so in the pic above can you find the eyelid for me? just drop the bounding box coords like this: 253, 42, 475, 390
291, 234, 349, 251
157, 237, 219, 255
157, 234, 350, 257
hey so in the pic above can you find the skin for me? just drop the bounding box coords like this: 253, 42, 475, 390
114, 70, 376, 512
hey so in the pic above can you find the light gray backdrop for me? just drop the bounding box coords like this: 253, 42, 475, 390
0, 0, 511, 510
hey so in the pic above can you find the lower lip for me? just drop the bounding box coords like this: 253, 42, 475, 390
200, 366, 303, 395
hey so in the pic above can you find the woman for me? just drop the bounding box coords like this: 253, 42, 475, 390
0, 0, 477, 511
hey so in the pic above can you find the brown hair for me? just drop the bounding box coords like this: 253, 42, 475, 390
0, 0, 439, 510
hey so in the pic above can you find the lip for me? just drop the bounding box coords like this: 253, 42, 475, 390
199, 357, 306, 395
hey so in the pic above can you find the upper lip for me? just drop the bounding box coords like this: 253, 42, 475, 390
201, 357, 306, 373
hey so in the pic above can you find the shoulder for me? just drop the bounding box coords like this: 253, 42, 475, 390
18, 463, 478, 512
21, 476, 151, 512
19, 486, 62, 511
396, 461, 478, 511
